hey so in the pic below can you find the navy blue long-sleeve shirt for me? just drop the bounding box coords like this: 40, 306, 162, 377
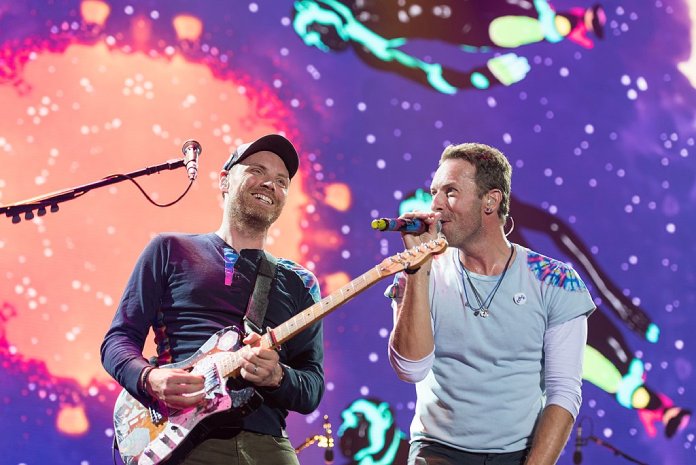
101, 232, 324, 437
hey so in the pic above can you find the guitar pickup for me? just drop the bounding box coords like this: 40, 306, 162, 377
143, 448, 159, 461
160, 434, 178, 449
203, 365, 221, 399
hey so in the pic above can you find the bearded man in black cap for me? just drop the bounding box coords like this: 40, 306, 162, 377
102, 134, 324, 464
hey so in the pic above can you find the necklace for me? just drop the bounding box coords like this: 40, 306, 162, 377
460, 244, 514, 318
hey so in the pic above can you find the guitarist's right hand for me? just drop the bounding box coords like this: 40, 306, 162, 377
145, 368, 206, 409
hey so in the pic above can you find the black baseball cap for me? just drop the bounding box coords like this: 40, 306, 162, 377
222, 134, 299, 179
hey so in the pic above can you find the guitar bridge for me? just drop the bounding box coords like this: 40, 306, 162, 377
148, 403, 166, 425
203, 364, 223, 399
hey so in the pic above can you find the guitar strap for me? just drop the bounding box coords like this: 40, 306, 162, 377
243, 250, 278, 335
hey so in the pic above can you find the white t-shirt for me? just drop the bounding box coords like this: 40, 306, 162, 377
386, 244, 595, 453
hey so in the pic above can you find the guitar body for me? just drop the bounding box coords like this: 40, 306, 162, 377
114, 326, 261, 465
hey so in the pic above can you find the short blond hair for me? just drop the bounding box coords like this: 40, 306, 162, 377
440, 143, 512, 221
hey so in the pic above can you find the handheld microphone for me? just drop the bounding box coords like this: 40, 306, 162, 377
182, 139, 202, 181
572, 424, 583, 464
371, 217, 427, 234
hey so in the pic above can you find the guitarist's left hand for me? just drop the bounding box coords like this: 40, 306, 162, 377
240, 332, 284, 388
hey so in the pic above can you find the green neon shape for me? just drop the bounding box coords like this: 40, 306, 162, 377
460, 44, 492, 53
293, 0, 458, 94
471, 72, 490, 89
489, 16, 545, 48
399, 189, 433, 215
534, 0, 563, 43
583, 346, 647, 409
646, 323, 660, 343
337, 398, 406, 465
616, 359, 645, 409
583, 345, 622, 393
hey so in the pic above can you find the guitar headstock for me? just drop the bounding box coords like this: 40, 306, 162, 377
378, 237, 448, 276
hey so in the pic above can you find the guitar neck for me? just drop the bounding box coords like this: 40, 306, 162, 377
215, 237, 446, 380
215, 265, 387, 380
267, 264, 386, 347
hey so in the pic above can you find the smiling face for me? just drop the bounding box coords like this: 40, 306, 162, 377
221, 150, 290, 233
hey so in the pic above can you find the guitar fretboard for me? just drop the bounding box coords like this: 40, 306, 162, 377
271, 265, 384, 345
214, 237, 447, 380
214, 266, 384, 380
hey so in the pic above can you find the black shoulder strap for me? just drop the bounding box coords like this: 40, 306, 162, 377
243, 251, 278, 335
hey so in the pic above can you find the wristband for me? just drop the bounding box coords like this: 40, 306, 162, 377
140, 366, 154, 393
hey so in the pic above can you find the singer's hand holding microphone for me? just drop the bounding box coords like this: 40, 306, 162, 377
372, 212, 441, 274
372, 213, 440, 237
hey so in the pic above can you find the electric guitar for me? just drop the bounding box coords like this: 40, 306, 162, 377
112, 238, 447, 465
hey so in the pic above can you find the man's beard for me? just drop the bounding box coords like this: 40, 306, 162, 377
442, 211, 483, 249
229, 196, 282, 233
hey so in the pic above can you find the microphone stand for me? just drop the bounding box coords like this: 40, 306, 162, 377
1, 158, 187, 224
586, 435, 649, 465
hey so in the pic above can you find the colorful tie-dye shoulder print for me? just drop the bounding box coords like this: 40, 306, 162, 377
278, 258, 321, 302
527, 250, 587, 292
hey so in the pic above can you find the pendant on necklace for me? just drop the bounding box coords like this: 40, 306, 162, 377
470, 305, 489, 318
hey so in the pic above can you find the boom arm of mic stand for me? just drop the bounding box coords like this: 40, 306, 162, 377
293, 415, 334, 462
587, 436, 649, 465
294, 434, 324, 454
0, 158, 186, 223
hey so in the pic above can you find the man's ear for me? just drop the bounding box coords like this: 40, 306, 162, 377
484, 191, 501, 214
220, 172, 230, 191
